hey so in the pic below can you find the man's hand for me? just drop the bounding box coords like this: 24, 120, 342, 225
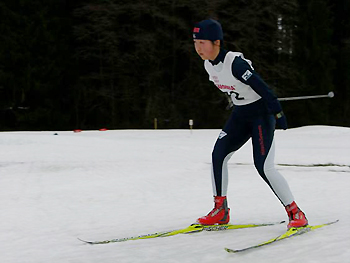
275, 111, 288, 130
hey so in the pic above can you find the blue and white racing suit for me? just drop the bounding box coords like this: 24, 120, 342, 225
204, 49, 294, 206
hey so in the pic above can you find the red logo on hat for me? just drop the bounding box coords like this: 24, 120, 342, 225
193, 27, 200, 33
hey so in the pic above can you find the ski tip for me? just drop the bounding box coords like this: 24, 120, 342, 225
309, 219, 339, 227
325, 219, 339, 225
225, 247, 238, 253
78, 238, 94, 245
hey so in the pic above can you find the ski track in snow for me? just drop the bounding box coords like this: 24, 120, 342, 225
0, 126, 349, 263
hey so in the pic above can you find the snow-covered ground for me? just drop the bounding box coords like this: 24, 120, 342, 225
1, 126, 349, 263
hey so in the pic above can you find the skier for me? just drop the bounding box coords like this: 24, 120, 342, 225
193, 19, 308, 229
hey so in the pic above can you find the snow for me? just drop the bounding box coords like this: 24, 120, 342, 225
0, 126, 349, 263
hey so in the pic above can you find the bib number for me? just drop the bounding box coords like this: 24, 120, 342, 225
228, 91, 245, 100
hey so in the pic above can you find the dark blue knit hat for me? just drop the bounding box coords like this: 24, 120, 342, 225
193, 19, 223, 41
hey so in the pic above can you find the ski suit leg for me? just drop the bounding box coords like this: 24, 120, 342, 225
251, 115, 294, 206
211, 111, 250, 196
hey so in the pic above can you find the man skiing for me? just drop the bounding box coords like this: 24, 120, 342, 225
193, 18, 308, 229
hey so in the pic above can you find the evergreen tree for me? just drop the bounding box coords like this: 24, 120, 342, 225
329, 0, 350, 126
73, 0, 230, 129
291, 0, 335, 126
215, 0, 299, 95
1, 0, 349, 130
0, 0, 76, 130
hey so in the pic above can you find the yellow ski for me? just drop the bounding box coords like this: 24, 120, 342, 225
225, 220, 339, 253
78, 221, 284, 245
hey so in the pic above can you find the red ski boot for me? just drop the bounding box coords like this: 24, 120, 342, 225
285, 201, 308, 229
197, 196, 230, 225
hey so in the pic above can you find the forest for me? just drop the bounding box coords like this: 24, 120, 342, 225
1, 0, 349, 130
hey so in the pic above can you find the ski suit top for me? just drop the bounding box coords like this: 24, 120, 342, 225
204, 49, 283, 115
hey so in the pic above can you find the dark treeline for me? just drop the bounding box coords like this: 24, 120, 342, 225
1, 0, 349, 130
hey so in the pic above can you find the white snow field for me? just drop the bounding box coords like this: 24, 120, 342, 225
1, 126, 349, 263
